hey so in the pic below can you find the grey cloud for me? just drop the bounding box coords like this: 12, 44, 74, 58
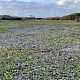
0, 0, 80, 17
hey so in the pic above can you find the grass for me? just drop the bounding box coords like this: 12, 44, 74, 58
0, 20, 80, 80
0, 20, 80, 30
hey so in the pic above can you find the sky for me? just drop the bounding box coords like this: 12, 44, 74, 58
0, 0, 80, 17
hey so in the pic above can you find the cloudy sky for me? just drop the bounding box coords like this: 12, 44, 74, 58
0, 0, 80, 17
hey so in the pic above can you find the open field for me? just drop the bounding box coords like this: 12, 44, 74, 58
0, 20, 80, 80
0, 20, 80, 30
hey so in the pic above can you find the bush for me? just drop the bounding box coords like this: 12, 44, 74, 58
75, 17, 80, 22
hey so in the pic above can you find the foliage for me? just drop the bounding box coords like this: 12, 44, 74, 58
75, 17, 80, 22
60, 13, 80, 20
0, 13, 80, 21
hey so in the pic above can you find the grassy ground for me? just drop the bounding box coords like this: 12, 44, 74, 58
0, 20, 80, 80
0, 20, 80, 30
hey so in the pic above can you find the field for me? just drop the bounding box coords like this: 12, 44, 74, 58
0, 20, 80, 80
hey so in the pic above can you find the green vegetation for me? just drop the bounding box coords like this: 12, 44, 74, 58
0, 20, 80, 80
75, 17, 80, 22
0, 20, 80, 31
60, 13, 80, 20
0, 13, 80, 21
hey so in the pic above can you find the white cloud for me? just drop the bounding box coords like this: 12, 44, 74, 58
0, 0, 80, 17
57, 0, 66, 5
57, 0, 80, 10
74, 0, 80, 4
0, 0, 80, 10
57, 0, 80, 6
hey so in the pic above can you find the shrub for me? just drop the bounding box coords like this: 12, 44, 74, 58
75, 17, 80, 22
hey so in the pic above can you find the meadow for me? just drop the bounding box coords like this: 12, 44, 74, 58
0, 20, 80, 80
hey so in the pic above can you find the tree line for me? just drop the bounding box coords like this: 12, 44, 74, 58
43, 13, 80, 22
0, 15, 42, 20
0, 13, 80, 22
